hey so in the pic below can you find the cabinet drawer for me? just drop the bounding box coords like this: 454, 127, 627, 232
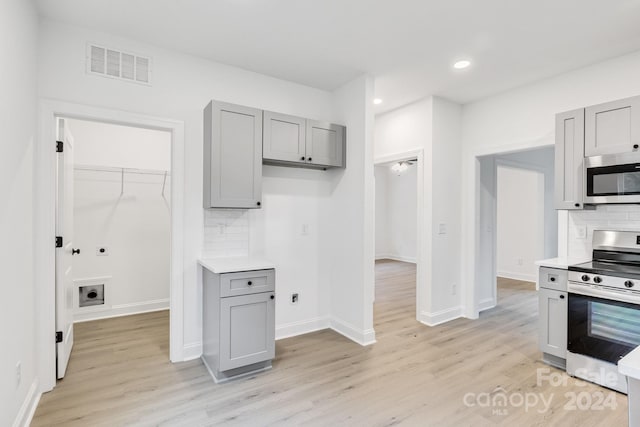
539, 267, 567, 291
220, 269, 275, 297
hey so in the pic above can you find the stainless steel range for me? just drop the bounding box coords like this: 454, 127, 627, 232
567, 230, 640, 394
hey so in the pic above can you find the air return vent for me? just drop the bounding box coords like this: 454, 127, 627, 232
86, 43, 152, 85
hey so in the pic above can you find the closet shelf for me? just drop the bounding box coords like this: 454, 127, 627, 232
74, 164, 171, 196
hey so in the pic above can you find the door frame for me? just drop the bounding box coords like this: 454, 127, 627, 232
462, 138, 562, 319
35, 99, 185, 393
374, 148, 425, 321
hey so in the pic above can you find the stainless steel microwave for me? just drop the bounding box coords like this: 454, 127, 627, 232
585, 152, 640, 204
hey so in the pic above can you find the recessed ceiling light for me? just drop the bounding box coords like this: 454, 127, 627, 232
373, 98, 383, 105
453, 60, 471, 69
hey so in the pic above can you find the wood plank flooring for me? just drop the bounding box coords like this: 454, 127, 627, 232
32, 261, 628, 426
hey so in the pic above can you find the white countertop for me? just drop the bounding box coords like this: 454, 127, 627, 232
198, 257, 276, 274
619, 346, 640, 379
535, 257, 589, 270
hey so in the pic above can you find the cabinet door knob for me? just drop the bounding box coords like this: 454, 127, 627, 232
634, 144, 639, 149
257, 201, 261, 206
549, 277, 556, 282
72, 248, 81, 255
560, 295, 565, 299
574, 203, 580, 208
300, 156, 305, 161
247, 281, 252, 286
308, 157, 312, 162
270, 295, 275, 300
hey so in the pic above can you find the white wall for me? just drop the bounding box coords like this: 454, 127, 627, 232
496, 166, 544, 282
68, 119, 171, 322
1, 0, 39, 426
375, 164, 417, 262
374, 96, 463, 325
328, 75, 376, 344
462, 49, 640, 317
37, 20, 373, 356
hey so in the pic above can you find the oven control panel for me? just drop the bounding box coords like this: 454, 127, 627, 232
568, 271, 638, 292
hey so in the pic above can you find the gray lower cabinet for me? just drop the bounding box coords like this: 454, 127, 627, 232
538, 267, 568, 369
202, 268, 275, 382
203, 100, 263, 209
263, 111, 346, 169
555, 108, 585, 210
585, 95, 640, 157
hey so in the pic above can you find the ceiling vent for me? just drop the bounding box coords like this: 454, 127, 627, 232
87, 43, 152, 85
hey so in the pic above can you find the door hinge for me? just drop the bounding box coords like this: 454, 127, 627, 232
56, 141, 63, 153
55, 331, 63, 343
56, 236, 63, 248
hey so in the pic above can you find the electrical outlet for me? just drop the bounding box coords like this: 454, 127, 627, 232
517, 258, 524, 266
16, 361, 21, 388
438, 223, 447, 235
576, 225, 587, 240
301, 224, 309, 236
291, 293, 299, 304
452, 284, 457, 295
96, 246, 109, 256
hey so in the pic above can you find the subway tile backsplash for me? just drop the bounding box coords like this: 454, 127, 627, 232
203, 209, 250, 258
568, 205, 640, 259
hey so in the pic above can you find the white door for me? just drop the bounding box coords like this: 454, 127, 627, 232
55, 118, 75, 379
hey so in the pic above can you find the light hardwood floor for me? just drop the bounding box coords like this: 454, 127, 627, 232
32, 261, 628, 426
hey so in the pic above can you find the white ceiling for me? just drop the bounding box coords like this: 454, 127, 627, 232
37, 0, 640, 113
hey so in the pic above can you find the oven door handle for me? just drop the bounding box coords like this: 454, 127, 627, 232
568, 282, 640, 304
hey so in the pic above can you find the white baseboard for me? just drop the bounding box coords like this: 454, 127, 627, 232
330, 317, 376, 346
419, 306, 463, 326
276, 316, 330, 340
74, 298, 169, 323
13, 379, 41, 427
478, 297, 496, 312
183, 341, 202, 361
497, 270, 537, 283
375, 253, 416, 263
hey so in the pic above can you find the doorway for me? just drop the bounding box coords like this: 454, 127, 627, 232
476, 146, 558, 311
36, 100, 185, 393
373, 150, 423, 324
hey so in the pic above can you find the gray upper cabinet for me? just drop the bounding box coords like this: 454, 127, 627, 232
555, 108, 585, 210
585, 95, 640, 157
263, 112, 346, 169
204, 100, 263, 209
306, 120, 345, 168
263, 111, 306, 163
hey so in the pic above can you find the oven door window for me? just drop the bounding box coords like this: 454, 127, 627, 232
587, 163, 640, 197
568, 293, 640, 364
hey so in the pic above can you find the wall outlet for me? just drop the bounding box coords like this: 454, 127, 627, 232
517, 258, 524, 266
438, 223, 447, 235
16, 361, 21, 388
452, 284, 457, 295
576, 225, 587, 240
96, 246, 109, 256
301, 224, 309, 236
291, 293, 299, 304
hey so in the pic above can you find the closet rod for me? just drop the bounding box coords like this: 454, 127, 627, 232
74, 164, 171, 176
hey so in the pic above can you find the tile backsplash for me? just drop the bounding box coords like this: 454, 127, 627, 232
568, 205, 640, 259
203, 209, 250, 258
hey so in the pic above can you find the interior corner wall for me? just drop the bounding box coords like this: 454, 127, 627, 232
37, 20, 337, 355
461, 49, 640, 317
496, 166, 544, 282
374, 165, 390, 257
375, 164, 418, 262
1, 0, 39, 426
328, 74, 376, 344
